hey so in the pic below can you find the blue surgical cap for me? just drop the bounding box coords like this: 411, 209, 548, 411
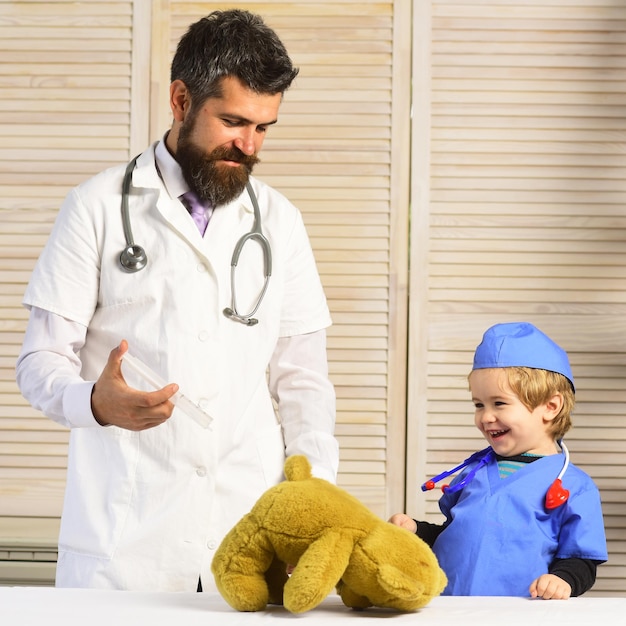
472, 322, 575, 391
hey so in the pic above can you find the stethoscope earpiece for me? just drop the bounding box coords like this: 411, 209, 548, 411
222, 307, 259, 326
223, 181, 271, 326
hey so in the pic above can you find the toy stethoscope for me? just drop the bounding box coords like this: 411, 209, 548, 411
119, 155, 272, 326
422, 440, 571, 509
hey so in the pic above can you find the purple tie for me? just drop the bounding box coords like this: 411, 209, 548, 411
180, 191, 211, 236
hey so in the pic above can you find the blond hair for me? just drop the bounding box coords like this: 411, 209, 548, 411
486, 367, 575, 439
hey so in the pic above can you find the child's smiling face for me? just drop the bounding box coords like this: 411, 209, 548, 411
469, 368, 561, 457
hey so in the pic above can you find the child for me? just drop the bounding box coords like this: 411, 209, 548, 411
390, 322, 607, 599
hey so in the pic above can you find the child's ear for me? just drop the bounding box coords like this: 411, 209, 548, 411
543, 393, 564, 422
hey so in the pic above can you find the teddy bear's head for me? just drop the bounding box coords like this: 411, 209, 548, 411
338, 523, 447, 611
212, 455, 446, 613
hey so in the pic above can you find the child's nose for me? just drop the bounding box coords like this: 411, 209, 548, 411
481, 410, 497, 423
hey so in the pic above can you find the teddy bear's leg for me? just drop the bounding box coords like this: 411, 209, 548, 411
336, 579, 372, 609
283, 531, 352, 614
264, 555, 288, 605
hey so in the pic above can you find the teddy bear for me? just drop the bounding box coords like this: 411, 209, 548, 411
211, 455, 447, 614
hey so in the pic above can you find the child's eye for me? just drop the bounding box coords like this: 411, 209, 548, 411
474, 402, 484, 409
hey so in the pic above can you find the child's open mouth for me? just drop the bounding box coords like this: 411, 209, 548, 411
488, 429, 509, 439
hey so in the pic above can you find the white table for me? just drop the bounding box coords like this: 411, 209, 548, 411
2, 587, 625, 625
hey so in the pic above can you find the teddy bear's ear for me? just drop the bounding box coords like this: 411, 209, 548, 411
376, 563, 426, 601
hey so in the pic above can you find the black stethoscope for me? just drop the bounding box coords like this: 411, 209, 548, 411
422, 440, 571, 509
119, 155, 272, 326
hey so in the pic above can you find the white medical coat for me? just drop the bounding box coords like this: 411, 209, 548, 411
20, 144, 337, 591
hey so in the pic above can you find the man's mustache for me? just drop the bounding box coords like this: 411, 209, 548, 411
210, 147, 260, 169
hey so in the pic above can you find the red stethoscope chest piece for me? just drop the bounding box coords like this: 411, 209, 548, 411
545, 478, 570, 509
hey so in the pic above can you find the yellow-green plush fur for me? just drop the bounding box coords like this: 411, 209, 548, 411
211, 455, 447, 613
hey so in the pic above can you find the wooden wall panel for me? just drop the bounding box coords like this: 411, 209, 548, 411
0, 0, 148, 517
407, 0, 626, 597
0, 0, 410, 525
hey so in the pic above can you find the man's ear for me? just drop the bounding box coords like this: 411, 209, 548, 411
543, 393, 564, 422
170, 79, 191, 122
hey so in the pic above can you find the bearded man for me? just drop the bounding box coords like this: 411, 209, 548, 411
16, 9, 338, 593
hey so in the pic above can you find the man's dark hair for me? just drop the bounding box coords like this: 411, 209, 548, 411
170, 9, 299, 110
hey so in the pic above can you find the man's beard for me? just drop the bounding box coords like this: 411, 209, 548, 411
176, 125, 260, 207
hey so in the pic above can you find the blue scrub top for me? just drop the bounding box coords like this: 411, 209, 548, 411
432, 451, 608, 596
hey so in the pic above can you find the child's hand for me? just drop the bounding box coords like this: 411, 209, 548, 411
388, 513, 417, 533
529, 574, 572, 599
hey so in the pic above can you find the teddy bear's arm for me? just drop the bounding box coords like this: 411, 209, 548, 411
211, 515, 279, 612
283, 530, 354, 614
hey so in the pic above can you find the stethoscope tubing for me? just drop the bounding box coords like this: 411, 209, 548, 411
422, 447, 494, 495
119, 155, 148, 273
118, 155, 271, 325
422, 440, 571, 508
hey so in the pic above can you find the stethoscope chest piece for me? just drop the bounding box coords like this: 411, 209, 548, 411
119, 244, 147, 273
545, 478, 569, 509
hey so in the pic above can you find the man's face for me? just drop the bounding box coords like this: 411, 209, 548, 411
175, 76, 282, 207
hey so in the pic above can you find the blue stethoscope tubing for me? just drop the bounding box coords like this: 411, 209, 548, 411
422, 440, 571, 509
118, 155, 272, 326
421, 446, 495, 495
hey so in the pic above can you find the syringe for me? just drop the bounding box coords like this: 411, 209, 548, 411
121, 352, 212, 429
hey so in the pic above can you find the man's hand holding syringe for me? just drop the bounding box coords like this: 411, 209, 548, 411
90, 340, 212, 431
